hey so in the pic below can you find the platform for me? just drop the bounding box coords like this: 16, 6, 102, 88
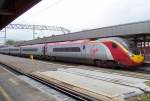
33, 68, 150, 101
0, 66, 57, 101
0, 54, 150, 101
0, 65, 76, 101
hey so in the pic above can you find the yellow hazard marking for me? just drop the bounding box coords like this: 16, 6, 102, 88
30, 55, 36, 64
130, 54, 144, 63
0, 86, 13, 101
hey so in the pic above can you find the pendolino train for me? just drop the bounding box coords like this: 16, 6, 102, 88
0, 37, 144, 69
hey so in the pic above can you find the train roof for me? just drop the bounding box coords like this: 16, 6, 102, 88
0, 0, 41, 30
15, 20, 150, 46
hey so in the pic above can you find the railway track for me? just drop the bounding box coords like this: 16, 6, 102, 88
3, 54, 150, 75
134, 66, 150, 74
1, 54, 150, 81
0, 62, 98, 101
20, 55, 150, 75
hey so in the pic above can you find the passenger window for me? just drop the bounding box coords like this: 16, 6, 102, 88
112, 43, 117, 48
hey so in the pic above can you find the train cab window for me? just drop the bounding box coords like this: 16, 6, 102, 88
112, 43, 117, 48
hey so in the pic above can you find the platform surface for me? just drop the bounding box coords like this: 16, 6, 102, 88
0, 66, 76, 101
33, 68, 150, 101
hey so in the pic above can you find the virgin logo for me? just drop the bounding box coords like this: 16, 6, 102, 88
90, 48, 99, 58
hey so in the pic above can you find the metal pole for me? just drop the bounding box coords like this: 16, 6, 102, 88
143, 35, 146, 57
4, 27, 6, 44
33, 25, 35, 39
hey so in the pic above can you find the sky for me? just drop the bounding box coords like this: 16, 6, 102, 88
1, 0, 150, 43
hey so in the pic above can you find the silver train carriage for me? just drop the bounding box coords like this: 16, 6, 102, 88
0, 37, 144, 68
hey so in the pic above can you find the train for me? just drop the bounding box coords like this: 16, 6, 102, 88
0, 37, 144, 69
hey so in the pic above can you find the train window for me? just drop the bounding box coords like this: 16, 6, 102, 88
9, 49, 19, 51
53, 47, 80, 52
112, 43, 117, 48
2, 49, 8, 51
22, 48, 38, 51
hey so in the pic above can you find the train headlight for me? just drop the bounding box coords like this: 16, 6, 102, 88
128, 52, 133, 57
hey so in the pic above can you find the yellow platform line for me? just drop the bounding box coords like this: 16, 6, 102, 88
30, 55, 36, 64
0, 86, 13, 101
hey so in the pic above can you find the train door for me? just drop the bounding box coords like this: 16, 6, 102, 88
81, 44, 86, 58
84, 44, 90, 58
19, 47, 21, 55
42, 44, 47, 56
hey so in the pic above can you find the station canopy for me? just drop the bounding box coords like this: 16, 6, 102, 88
0, 0, 41, 30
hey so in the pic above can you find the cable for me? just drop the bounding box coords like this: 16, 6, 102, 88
25, 0, 64, 20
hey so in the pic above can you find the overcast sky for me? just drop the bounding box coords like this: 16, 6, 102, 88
1, 0, 150, 43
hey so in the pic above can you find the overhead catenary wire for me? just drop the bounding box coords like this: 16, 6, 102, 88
24, 0, 64, 21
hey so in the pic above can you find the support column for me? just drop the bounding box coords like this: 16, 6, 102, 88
4, 28, 6, 44
33, 25, 35, 39
143, 35, 146, 56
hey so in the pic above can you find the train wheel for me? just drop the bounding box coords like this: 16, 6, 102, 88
101, 61, 108, 68
106, 61, 115, 68
50, 56, 56, 61
95, 60, 101, 67
95, 60, 106, 68
95, 60, 113, 68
